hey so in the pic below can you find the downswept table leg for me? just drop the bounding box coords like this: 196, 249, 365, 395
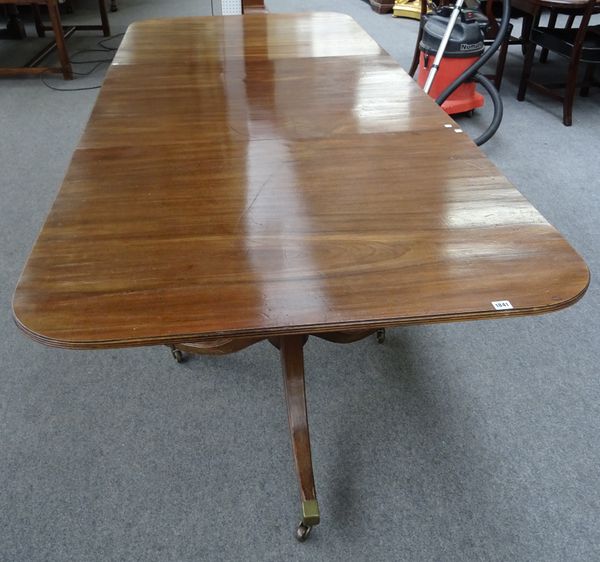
279, 335, 320, 542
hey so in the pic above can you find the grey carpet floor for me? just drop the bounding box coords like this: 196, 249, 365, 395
1, 1, 599, 560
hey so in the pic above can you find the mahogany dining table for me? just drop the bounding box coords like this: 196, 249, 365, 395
12, 12, 589, 541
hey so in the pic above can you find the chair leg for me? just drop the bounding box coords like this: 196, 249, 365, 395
6, 5, 26, 39
517, 40, 536, 101
98, 0, 111, 37
540, 10, 557, 63
111, 0, 118, 12
580, 63, 595, 97
562, 54, 582, 126
47, 0, 73, 80
521, 14, 533, 55
32, 4, 45, 38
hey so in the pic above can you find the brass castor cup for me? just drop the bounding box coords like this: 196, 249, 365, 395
295, 499, 319, 542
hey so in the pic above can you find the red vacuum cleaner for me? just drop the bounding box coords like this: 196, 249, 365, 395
415, 0, 511, 145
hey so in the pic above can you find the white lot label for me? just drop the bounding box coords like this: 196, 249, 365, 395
492, 300, 513, 310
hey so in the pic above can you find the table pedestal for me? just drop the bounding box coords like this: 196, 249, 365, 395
169, 328, 385, 541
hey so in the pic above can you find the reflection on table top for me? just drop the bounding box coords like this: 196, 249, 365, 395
12, 13, 589, 349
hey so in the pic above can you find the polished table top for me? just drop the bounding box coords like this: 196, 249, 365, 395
13, 13, 589, 349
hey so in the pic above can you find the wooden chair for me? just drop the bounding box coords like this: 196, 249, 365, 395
517, 0, 600, 125
0, 0, 110, 80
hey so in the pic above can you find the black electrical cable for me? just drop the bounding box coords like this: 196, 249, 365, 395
40, 61, 110, 91
97, 32, 124, 50
39, 32, 124, 92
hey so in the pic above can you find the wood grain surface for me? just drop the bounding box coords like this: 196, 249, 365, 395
13, 13, 589, 349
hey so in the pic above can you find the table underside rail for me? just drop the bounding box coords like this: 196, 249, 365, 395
169, 329, 385, 360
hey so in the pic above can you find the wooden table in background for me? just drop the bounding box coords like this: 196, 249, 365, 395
511, 0, 591, 51
512, 0, 590, 16
12, 13, 589, 541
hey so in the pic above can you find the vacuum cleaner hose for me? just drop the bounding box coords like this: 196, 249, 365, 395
471, 73, 503, 145
435, 0, 512, 145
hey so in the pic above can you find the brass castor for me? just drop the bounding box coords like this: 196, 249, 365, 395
296, 522, 312, 542
376, 328, 386, 344
170, 347, 185, 363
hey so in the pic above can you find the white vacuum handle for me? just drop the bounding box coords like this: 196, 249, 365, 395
423, 0, 466, 95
